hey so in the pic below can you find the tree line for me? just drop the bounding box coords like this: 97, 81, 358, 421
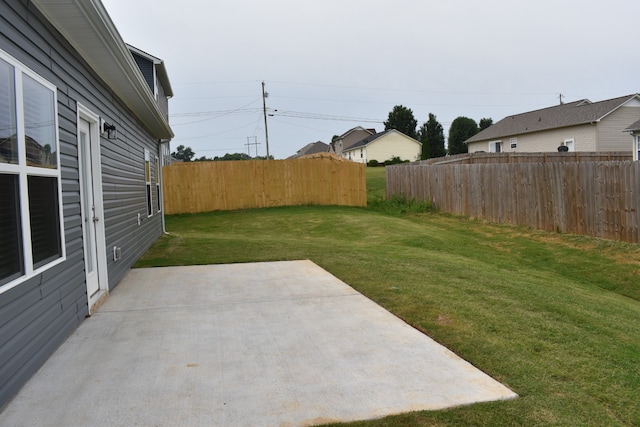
384, 105, 492, 159
171, 145, 273, 162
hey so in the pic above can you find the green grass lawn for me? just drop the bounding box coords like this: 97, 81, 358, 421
137, 167, 640, 426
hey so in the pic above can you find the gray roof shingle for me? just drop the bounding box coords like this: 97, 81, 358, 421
346, 130, 393, 150
625, 118, 640, 132
465, 94, 640, 144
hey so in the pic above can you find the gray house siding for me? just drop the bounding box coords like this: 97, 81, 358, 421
0, 0, 166, 409
131, 51, 155, 93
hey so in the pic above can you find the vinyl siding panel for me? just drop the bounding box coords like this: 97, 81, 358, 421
131, 53, 155, 92
0, 0, 166, 409
596, 105, 640, 151
468, 124, 598, 153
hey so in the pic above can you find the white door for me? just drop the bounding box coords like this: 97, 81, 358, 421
79, 118, 100, 297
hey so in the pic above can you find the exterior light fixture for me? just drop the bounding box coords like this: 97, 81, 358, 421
103, 122, 117, 140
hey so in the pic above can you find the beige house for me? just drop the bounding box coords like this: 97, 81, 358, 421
465, 94, 640, 153
329, 126, 375, 156
342, 129, 421, 164
626, 118, 640, 161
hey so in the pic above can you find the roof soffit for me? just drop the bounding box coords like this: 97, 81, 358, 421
31, 0, 173, 139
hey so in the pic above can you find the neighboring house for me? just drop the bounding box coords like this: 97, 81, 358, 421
342, 129, 422, 164
626, 119, 640, 161
0, 0, 173, 409
288, 141, 329, 159
465, 94, 640, 153
329, 126, 376, 156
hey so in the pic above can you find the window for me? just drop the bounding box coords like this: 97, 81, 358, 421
489, 141, 502, 153
510, 138, 517, 150
635, 135, 640, 161
144, 149, 152, 217
564, 138, 575, 152
155, 156, 161, 212
0, 50, 64, 291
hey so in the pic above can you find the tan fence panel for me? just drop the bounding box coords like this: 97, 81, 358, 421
163, 154, 366, 214
387, 159, 640, 244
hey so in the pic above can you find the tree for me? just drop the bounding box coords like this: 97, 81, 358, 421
214, 152, 252, 161
418, 113, 446, 160
171, 145, 195, 162
479, 117, 493, 131
384, 105, 417, 139
448, 117, 478, 155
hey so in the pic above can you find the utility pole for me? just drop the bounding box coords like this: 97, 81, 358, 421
262, 81, 270, 159
245, 136, 259, 157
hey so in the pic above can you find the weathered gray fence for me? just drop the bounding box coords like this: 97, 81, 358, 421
387, 160, 640, 243
420, 151, 632, 165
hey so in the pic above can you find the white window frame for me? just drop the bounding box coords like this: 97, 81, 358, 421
489, 140, 502, 153
510, 138, 517, 150
634, 135, 639, 161
0, 49, 65, 294
564, 138, 575, 152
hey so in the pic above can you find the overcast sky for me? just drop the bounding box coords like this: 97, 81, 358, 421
102, 0, 640, 159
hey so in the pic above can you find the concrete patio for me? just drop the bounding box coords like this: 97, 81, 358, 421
0, 260, 516, 426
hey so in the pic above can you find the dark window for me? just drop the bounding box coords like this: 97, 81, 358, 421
145, 149, 152, 216
0, 48, 63, 291
28, 176, 62, 268
0, 174, 23, 285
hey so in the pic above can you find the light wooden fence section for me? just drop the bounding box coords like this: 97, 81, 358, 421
387, 159, 640, 243
163, 153, 366, 214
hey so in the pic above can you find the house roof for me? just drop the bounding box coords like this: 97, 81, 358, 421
465, 94, 640, 144
625, 118, 640, 133
338, 126, 374, 140
31, 0, 173, 140
288, 141, 329, 158
344, 129, 421, 152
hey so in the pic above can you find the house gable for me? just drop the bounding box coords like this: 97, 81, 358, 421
330, 126, 375, 155
343, 130, 421, 163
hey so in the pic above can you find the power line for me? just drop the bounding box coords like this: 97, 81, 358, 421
269, 109, 383, 123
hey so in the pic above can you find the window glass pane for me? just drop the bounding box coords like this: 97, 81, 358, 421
0, 174, 23, 285
146, 184, 152, 216
0, 58, 17, 165
28, 176, 62, 267
23, 75, 56, 168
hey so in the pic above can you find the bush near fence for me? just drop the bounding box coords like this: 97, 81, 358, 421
162, 153, 366, 214
387, 153, 640, 243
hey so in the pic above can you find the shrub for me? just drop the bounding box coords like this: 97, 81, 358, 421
367, 159, 379, 167
368, 194, 433, 215
384, 156, 404, 166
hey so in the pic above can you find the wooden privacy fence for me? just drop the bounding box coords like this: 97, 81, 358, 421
387, 160, 640, 243
420, 151, 632, 165
162, 153, 366, 214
